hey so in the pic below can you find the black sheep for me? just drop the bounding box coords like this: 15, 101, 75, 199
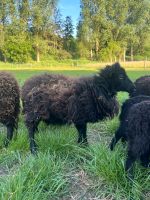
0, 71, 20, 146
122, 101, 150, 173
21, 63, 135, 154
110, 95, 150, 151
131, 75, 150, 97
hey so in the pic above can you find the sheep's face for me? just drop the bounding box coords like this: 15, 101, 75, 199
116, 70, 135, 94
104, 63, 136, 94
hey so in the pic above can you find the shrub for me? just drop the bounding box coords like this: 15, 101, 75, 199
4, 35, 32, 63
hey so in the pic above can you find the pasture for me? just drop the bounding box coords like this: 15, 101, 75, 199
0, 69, 150, 200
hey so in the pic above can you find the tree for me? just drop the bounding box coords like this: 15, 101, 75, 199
30, 0, 57, 62
77, 0, 150, 61
4, 35, 32, 63
63, 16, 74, 38
19, 0, 30, 31
63, 16, 74, 55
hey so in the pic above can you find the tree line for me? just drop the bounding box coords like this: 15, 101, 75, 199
0, 0, 150, 63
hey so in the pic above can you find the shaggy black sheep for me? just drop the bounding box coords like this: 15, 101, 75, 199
0, 72, 20, 146
110, 95, 150, 151
121, 101, 150, 173
22, 63, 135, 154
130, 75, 150, 97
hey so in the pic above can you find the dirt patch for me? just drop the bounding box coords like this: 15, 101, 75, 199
63, 168, 115, 200
88, 124, 112, 145
144, 192, 150, 200
0, 166, 9, 177
63, 169, 101, 200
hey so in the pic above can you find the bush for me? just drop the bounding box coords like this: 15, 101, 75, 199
56, 49, 72, 60
4, 35, 32, 63
99, 41, 123, 62
77, 42, 89, 59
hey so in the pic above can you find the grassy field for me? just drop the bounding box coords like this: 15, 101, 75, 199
0, 60, 150, 71
0, 69, 150, 200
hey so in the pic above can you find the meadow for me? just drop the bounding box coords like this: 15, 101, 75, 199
0, 69, 150, 200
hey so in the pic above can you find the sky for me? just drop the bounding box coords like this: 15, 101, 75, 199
58, 0, 81, 35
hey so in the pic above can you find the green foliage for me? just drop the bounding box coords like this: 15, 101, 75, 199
4, 35, 32, 63
78, 0, 150, 61
63, 16, 77, 58
99, 41, 123, 62
63, 16, 74, 39
0, 0, 150, 63
76, 41, 90, 59
56, 49, 72, 60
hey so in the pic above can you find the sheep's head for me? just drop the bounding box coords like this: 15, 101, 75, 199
100, 62, 136, 94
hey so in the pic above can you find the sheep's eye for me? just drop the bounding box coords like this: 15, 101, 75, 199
119, 75, 124, 80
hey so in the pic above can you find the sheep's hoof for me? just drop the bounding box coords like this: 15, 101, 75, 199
79, 141, 89, 147
109, 142, 114, 151
109, 138, 115, 151
30, 143, 38, 155
31, 148, 38, 155
141, 163, 150, 168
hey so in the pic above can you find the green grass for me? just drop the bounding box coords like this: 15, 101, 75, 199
6, 69, 150, 86
0, 69, 149, 199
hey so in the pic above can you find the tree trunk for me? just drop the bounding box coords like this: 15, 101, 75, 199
95, 39, 99, 59
110, 54, 112, 63
36, 47, 40, 62
130, 45, 133, 61
123, 48, 126, 62
54, 38, 56, 49
4, 56, 7, 62
90, 49, 93, 60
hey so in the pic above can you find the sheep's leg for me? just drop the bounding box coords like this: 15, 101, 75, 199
28, 127, 37, 154
125, 152, 136, 180
75, 124, 88, 145
109, 126, 123, 150
140, 151, 150, 168
27, 121, 39, 154
4, 124, 14, 147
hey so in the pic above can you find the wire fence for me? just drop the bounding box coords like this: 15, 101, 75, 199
0, 60, 150, 71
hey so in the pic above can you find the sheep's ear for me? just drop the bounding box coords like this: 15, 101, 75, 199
113, 62, 121, 68
98, 65, 111, 76
105, 65, 114, 78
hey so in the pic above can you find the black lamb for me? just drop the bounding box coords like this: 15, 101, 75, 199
21, 63, 135, 154
110, 95, 150, 151
131, 75, 150, 97
121, 101, 150, 173
0, 71, 20, 146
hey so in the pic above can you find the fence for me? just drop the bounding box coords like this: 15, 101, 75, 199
0, 60, 150, 71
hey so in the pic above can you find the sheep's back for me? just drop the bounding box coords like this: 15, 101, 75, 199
119, 95, 150, 122
126, 101, 150, 139
22, 73, 73, 100
133, 76, 150, 96
22, 74, 75, 123
0, 72, 20, 121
